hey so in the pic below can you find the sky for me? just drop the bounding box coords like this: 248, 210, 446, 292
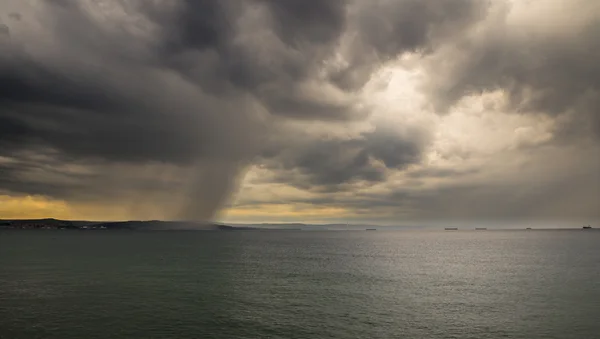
0, 0, 598, 226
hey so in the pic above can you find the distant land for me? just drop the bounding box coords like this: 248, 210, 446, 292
0, 218, 326, 231
0, 218, 233, 231
0, 219, 376, 231
0, 219, 595, 231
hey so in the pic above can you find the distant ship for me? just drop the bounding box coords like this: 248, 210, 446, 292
583, 225, 592, 229
366, 228, 377, 231
445, 228, 458, 231
526, 227, 532, 230
475, 228, 487, 230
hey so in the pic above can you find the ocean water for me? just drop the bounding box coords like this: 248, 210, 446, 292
1, 230, 599, 339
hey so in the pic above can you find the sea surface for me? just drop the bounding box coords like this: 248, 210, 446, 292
1, 229, 599, 339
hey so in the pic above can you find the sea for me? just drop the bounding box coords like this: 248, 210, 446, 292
1, 229, 599, 339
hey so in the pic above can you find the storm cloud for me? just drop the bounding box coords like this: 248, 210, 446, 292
258, 124, 429, 191
423, 0, 600, 139
0, 0, 598, 224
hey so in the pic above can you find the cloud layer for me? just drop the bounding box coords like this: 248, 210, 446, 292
1, 0, 598, 224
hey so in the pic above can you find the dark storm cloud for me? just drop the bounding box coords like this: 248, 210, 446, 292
260, 125, 428, 190
175, 0, 230, 51
261, 0, 349, 46
161, 0, 489, 119
359, 0, 488, 55
0, 0, 262, 219
1, 1, 260, 163
10, 0, 591, 222
0, 58, 122, 111
0, 0, 489, 199
0, 152, 89, 198
159, 0, 362, 121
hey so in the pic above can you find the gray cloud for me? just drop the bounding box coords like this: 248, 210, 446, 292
157, 0, 359, 120
259, 125, 429, 191
424, 1, 600, 140
8, 12, 21, 21
1, 0, 481, 211
261, 0, 349, 46
236, 156, 599, 225
328, 0, 491, 90
0, 0, 266, 220
406, 167, 479, 179
357, 0, 488, 57
1, 0, 596, 223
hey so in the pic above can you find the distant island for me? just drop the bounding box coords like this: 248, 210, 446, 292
0, 219, 315, 231
0, 219, 384, 231
0, 218, 246, 231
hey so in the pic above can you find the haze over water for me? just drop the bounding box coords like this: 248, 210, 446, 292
1, 229, 599, 339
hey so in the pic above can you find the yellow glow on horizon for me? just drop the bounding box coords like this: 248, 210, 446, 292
0, 195, 143, 221
0, 195, 73, 219
0, 194, 352, 222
